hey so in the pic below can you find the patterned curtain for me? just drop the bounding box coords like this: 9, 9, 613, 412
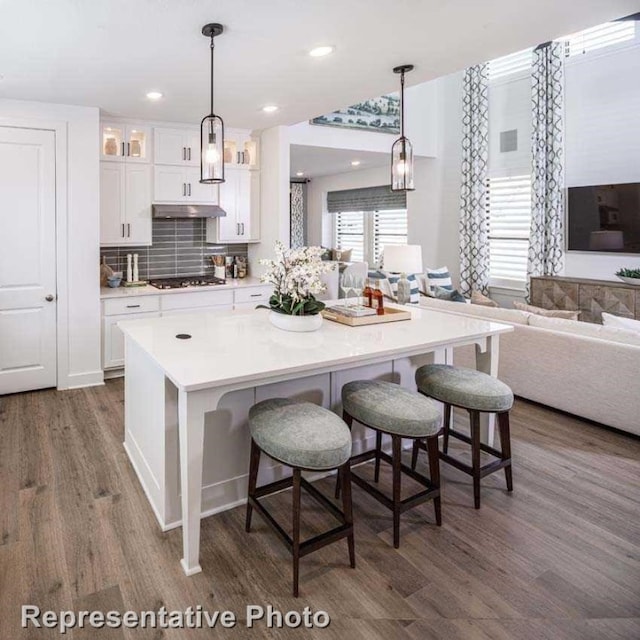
290, 182, 305, 248
528, 42, 565, 295
459, 64, 490, 296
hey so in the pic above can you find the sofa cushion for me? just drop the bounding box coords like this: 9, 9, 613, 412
425, 266, 453, 295
513, 301, 580, 320
471, 290, 499, 307
434, 286, 466, 303
601, 312, 640, 334
420, 296, 530, 325
528, 314, 640, 346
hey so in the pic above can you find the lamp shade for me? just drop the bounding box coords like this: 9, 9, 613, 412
200, 114, 224, 184
589, 230, 624, 251
383, 244, 423, 274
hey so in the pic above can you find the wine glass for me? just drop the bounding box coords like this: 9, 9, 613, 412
351, 276, 364, 308
341, 274, 354, 308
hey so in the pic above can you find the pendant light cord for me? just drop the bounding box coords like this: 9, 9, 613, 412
400, 69, 405, 138
210, 35, 215, 115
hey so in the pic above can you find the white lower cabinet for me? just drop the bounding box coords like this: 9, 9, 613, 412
102, 286, 273, 371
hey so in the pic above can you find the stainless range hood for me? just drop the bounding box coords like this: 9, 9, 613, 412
152, 204, 227, 218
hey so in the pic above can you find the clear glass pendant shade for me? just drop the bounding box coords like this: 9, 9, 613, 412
391, 137, 414, 191
200, 114, 224, 184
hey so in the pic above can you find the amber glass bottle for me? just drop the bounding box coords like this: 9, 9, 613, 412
363, 279, 373, 307
372, 285, 384, 315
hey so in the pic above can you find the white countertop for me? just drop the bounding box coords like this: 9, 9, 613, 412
100, 277, 269, 299
119, 304, 513, 392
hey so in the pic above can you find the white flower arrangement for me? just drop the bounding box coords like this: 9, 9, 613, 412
260, 242, 334, 315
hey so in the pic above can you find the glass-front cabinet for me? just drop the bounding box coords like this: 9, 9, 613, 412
223, 134, 259, 170
102, 123, 151, 163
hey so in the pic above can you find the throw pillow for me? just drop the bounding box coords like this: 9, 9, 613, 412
513, 301, 580, 320
425, 267, 453, 296
381, 271, 420, 304
331, 248, 352, 262
601, 312, 640, 333
471, 290, 498, 307
434, 286, 466, 303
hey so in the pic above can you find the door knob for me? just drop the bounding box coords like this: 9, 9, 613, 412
45, 294, 55, 302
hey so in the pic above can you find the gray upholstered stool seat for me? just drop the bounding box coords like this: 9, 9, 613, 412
339, 379, 442, 548
415, 364, 514, 413
249, 398, 352, 470
342, 380, 441, 437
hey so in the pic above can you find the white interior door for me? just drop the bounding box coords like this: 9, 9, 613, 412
0, 126, 57, 394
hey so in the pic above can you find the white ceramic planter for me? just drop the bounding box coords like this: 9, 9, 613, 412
269, 311, 323, 332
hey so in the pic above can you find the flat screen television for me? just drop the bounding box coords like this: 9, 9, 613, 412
567, 182, 640, 254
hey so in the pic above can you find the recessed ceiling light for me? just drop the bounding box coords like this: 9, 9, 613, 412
309, 45, 335, 58
351, 160, 361, 166
146, 91, 163, 100
296, 171, 305, 177
262, 105, 279, 113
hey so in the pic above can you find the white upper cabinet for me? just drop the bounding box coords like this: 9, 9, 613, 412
223, 134, 259, 170
100, 162, 152, 246
153, 166, 218, 204
154, 127, 199, 166
206, 168, 260, 243
102, 123, 151, 163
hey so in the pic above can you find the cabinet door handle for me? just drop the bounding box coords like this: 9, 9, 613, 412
126, 304, 141, 309
127, 223, 131, 237
187, 147, 191, 161
121, 142, 125, 157
241, 223, 245, 235
188, 183, 191, 196
183, 183, 186, 197
127, 142, 130, 157
182, 147, 186, 161
121, 223, 125, 237
250, 294, 261, 298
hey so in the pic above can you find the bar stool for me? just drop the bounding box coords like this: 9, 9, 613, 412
411, 364, 513, 509
245, 398, 355, 597
337, 380, 441, 549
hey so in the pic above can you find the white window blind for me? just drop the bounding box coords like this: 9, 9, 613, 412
335, 209, 408, 266
563, 21, 636, 57
373, 209, 408, 264
335, 211, 365, 263
485, 175, 532, 285
488, 48, 533, 80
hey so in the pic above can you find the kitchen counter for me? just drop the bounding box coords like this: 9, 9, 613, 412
100, 277, 268, 299
119, 304, 513, 577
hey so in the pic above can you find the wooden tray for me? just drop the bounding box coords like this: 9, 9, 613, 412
322, 306, 412, 327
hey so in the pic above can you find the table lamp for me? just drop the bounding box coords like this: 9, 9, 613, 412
383, 245, 423, 304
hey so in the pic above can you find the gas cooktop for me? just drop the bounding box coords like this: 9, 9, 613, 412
149, 276, 226, 290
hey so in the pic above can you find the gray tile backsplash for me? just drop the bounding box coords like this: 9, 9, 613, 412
100, 219, 248, 280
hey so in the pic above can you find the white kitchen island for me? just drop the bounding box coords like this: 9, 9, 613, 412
119, 304, 513, 577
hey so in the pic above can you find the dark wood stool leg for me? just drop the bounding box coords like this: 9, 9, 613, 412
425, 434, 442, 526
245, 439, 261, 532
340, 460, 356, 568
470, 410, 481, 509
391, 435, 402, 549
374, 431, 382, 483
498, 411, 513, 492
442, 403, 452, 454
292, 468, 302, 598
411, 438, 421, 471
335, 411, 354, 499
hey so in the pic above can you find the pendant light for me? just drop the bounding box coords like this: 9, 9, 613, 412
391, 64, 414, 191
200, 23, 225, 184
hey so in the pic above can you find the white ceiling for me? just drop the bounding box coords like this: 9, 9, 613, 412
1, 0, 639, 130
291, 144, 388, 179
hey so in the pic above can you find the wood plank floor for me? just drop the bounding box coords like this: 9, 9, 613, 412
1, 379, 639, 639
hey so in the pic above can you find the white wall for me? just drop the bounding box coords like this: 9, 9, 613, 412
289, 81, 439, 158
0, 99, 102, 389
249, 126, 291, 271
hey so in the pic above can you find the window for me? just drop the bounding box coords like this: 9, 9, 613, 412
563, 21, 636, 58
488, 48, 533, 81
485, 175, 532, 287
335, 209, 408, 266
